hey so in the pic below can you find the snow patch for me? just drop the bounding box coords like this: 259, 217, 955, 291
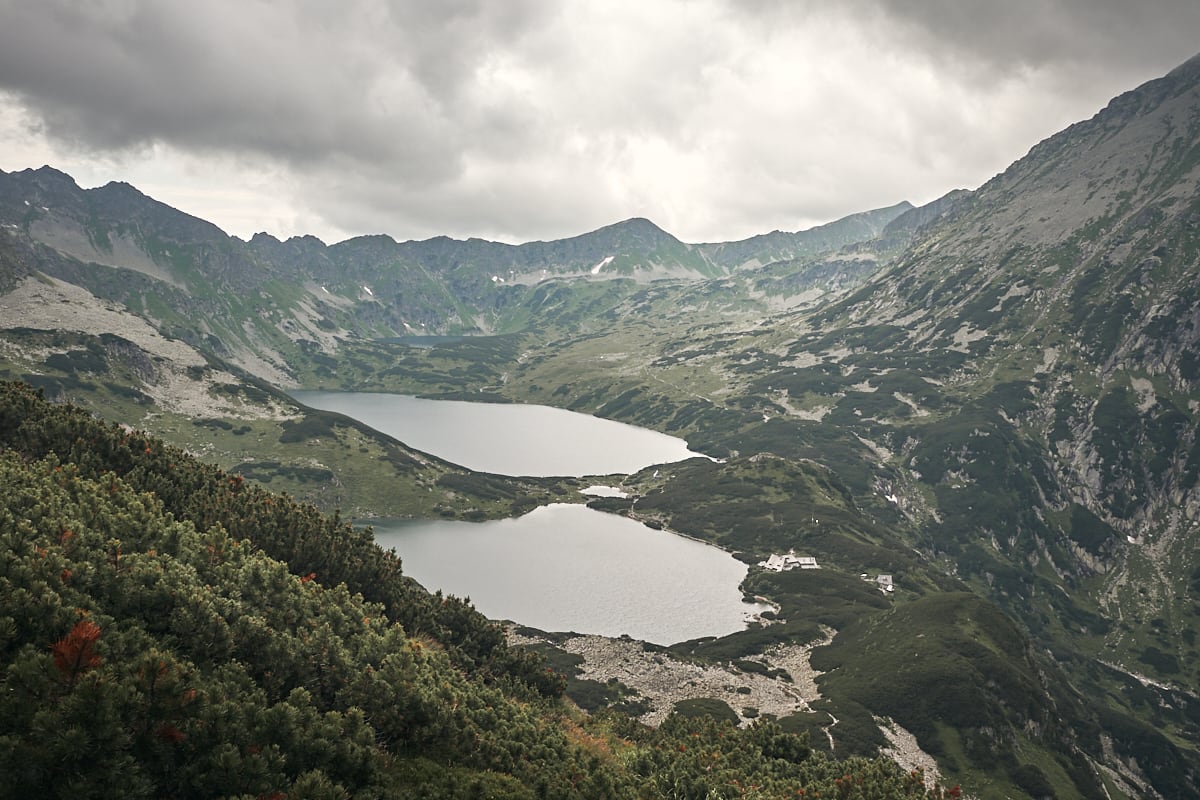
581, 485, 629, 498
591, 255, 615, 274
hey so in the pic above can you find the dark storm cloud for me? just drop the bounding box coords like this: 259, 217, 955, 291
0, 0, 556, 184
738, 0, 1200, 77
869, 0, 1200, 76
1, 1, 1198, 244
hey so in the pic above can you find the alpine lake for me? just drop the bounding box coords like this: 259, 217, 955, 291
291, 391, 768, 644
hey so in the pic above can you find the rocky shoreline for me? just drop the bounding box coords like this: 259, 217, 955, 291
511, 626, 948, 788
509, 627, 834, 728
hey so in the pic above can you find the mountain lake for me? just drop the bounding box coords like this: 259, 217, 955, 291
290, 390, 765, 643
290, 390, 704, 476
373, 504, 765, 644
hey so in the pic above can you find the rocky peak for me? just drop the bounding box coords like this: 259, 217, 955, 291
940, 50, 1200, 258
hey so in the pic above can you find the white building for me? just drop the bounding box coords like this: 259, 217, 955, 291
759, 551, 819, 572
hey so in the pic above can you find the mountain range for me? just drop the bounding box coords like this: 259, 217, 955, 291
3, 51, 1200, 799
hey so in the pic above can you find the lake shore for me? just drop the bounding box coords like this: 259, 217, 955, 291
508, 627, 834, 728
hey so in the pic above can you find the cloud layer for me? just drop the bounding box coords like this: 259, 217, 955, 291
1, 1, 1197, 244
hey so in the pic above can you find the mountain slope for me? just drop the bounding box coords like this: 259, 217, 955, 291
4, 50, 1200, 800
409, 53, 1200, 796
698, 201, 914, 270
0, 381, 963, 799
0, 168, 901, 357
806, 50, 1200, 588
706, 52, 1200, 794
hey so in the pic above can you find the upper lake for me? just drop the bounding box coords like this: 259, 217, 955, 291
290, 390, 703, 476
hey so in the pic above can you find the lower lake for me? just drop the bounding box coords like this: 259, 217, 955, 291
372, 503, 767, 645
290, 390, 703, 477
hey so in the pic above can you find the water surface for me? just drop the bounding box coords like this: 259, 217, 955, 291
373, 504, 764, 644
293, 390, 754, 642
291, 390, 701, 476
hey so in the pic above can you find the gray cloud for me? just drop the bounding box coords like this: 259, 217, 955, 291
869, 0, 1200, 76
1, 1, 1197, 244
736, 0, 1200, 78
0, 2, 558, 167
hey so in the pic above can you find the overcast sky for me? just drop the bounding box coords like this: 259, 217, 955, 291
1, 1, 1198, 246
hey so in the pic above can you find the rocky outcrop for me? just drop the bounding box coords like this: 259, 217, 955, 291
509, 628, 833, 729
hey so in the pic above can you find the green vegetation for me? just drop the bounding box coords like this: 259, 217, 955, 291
0, 382, 958, 798
0, 329, 572, 519
670, 698, 741, 725
9, 66, 1200, 795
